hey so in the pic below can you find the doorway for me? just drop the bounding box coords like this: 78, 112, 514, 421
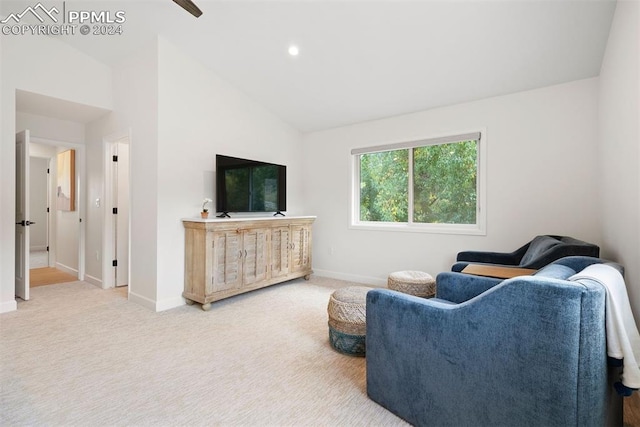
29, 152, 78, 288
15, 131, 86, 299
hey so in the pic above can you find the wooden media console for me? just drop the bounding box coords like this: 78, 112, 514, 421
182, 216, 315, 310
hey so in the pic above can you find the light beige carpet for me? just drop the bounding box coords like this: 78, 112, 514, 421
0, 277, 407, 426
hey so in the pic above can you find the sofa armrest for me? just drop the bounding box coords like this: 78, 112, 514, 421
455, 249, 523, 265
365, 281, 609, 426
435, 271, 503, 303
455, 239, 532, 265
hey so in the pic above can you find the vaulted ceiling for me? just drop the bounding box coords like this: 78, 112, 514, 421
2, 0, 617, 132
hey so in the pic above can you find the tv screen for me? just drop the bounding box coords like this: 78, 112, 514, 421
216, 155, 286, 216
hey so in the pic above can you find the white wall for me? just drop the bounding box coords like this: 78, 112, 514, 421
29, 157, 48, 251
54, 147, 80, 274
29, 143, 57, 264
0, 36, 18, 313
85, 39, 159, 305
0, 35, 112, 313
83, 37, 303, 310
155, 37, 303, 309
82, 121, 104, 285
17, 112, 86, 145
303, 78, 601, 284
598, 0, 640, 322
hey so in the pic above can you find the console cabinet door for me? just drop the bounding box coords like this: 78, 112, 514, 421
290, 225, 311, 274
211, 231, 242, 294
242, 228, 269, 286
270, 227, 290, 279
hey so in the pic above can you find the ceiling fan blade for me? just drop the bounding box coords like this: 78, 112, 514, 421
172, 0, 203, 18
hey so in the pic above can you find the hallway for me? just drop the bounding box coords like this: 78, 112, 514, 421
30, 250, 77, 287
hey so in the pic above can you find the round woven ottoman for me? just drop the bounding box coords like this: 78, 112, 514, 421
327, 286, 373, 357
388, 270, 436, 298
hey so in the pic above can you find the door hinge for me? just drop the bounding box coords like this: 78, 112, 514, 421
112, 260, 118, 267
47, 207, 50, 213
47, 168, 50, 174
46, 246, 49, 252
113, 155, 118, 162
113, 207, 118, 214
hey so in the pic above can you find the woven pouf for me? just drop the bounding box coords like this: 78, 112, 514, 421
388, 270, 436, 298
327, 286, 373, 357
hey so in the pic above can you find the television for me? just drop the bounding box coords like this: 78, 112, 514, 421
216, 155, 287, 217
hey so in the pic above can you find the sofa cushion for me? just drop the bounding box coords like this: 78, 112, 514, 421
533, 263, 576, 280
520, 235, 561, 266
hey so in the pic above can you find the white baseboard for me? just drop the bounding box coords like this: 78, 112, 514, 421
312, 269, 387, 287
84, 274, 102, 288
155, 296, 186, 312
127, 291, 157, 311
127, 290, 185, 312
0, 299, 18, 313
55, 262, 78, 277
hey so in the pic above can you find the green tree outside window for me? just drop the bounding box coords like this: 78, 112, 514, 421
359, 140, 477, 225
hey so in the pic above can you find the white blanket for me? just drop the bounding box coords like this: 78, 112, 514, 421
569, 264, 640, 390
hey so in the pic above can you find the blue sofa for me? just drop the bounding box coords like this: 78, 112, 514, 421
366, 256, 623, 427
452, 235, 600, 272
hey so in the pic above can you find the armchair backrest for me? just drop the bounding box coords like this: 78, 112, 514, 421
535, 255, 623, 277
367, 256, 623, 426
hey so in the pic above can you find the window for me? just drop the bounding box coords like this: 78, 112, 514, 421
351, 131, 486, 234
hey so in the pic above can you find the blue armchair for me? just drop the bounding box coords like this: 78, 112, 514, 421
366, 257, 623, 427
452, 235, 600, 272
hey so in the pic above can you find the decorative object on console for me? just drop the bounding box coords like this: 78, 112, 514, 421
201, 198, 212, 218
452, 234, 600, 272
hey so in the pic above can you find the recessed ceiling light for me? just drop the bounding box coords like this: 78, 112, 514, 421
288, 45, 300, 56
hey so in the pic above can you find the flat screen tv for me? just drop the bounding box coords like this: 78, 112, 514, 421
216, 155, 287, 217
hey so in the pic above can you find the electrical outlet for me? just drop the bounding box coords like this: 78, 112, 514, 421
95, 251, 100, 261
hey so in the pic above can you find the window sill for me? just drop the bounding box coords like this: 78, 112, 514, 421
349, 222, 486, 236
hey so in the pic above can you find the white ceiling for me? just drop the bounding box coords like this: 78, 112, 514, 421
4, 0, 617, 132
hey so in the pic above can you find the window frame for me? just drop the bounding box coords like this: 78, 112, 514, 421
350, 130, 487, 235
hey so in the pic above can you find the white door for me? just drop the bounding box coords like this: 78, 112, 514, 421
114, 141, 130, 287
15, 131, 31, 300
